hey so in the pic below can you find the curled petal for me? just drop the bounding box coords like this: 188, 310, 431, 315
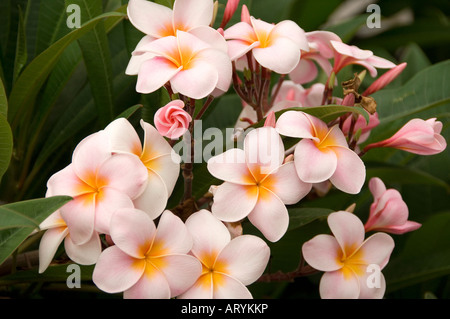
38, 227, 69, 273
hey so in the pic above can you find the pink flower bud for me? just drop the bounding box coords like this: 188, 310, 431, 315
220, 0, 240, 29
364, 118, 447, 155
363, 62, 407, 96
263, 110, 276, 128
364, 177, 421, 234
154, 100, 192, 139
240, 4, 251, 24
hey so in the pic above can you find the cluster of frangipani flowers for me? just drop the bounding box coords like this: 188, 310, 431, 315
36, 0, 448, 300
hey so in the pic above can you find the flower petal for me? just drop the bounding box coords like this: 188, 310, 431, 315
319, 269, 360, 299
46, 164, 91, 198
109, 208, 156, 259
211, 182, 259, 222
64, 232, 102, 265
358, 232, 395, 269
38, 227, 69, 273
212, 273, 253, 299
127, 0, 173, 38
358, 270, 386, 299
60, 194, 96, 245
329, 146, 366, 194
104, 118, 142, 156
302, 234, 343, 272
252, 37, 300, 74
247, 188, 289, 242
275, 110, 317, 140
271, 20, 308, 51
92, 246, 144, 294
207, 148, 253, 185
132, 170, 169, 220
216, 235, 270, 285
145, 154, 180, 196
368, 177, 386, 201
153, 210, 193, 255
327, 211, 365, 258
178, 274, 213, 299
136, 57, 182, 94
124, 264, 171, 299
173, 0, 214, 30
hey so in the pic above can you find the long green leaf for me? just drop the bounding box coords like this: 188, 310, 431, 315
0, 113, 13, 183
12, 6, 27, 84
0, 196, 72, 266
70, 0, 115, 126
7, 11, 125, 126
0, 78, 7, 117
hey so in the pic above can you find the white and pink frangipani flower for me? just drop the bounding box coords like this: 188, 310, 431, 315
289, 31, 342, 84
364, 177, 421, 234
129, 30, 232, 99
46, 130, 148, 245
105, 118, 181, 220
302, 211, 395, 299
154, 99, 192, 139
207, 126, 312, 242
224, 16, 309, 74
363, 118, 447, 155
276, 111, 366, 194
331, 40, 396, 77
93, 209, 202, 299
178, 210, 270, 299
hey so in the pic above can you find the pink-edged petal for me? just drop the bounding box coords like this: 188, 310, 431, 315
127, 0, 173, 38
377, 221, 422, 235
252, 37, 301, 74
94, 188, 135, 235
173, 0, 214, 30
156, 254, 202, 297
306, 31, 342, 58
302, 234, 343, 272
185, 209, 231, 261
97, 153, 148, 199
211, 182, 259, 222
224, 21, 256, 42
268, 161, 312, 204
371, 190, 409, 227
358, 270, 386, 299
329, 146, 366, 194
365, 55, 396, 69
124, 264, 171, 299
216, 235, 270, 285
357, 232, 395, 268
38, 226, 69, 273
294, 139, 337, 183
46, 165, 89, 198
212, 273, 253, 299
327, 211, 365, 258
109, 208, 155, 259
244, 127, 284, 175
247, 188, 289, 242
136, 57, 182, 94
60, 194, 96, 245
132, 170, 168, 220
104, 118, 142, 156
207, 148, 253, 185
72, 131, 112, 184
153, 210, 193, 255
275, 110, 317, 140
64, 232, 102, 265
368, 177, 386, 201
319, 269, 360, 299
331, 40, 373, 60
289, 59, 318, 84
170, 61, 219, 99
92, 245, 145, 294
271, 20, 309, 51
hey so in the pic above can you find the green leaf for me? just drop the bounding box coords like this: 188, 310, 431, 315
69, 0, 115, 126
0, 113, 13, 183
115, 104, 143, 120
7, 11, 125, 127
287, 207, 333, 231
0, 196, 72, 266
12, 6, 27, 84
385, 211, 450, 293
0, 78, 7, 118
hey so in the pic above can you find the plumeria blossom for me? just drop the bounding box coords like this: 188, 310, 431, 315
207, 126, 312, 242
224, 16, 309, 74
46, 130, 148, 244
289, 31, 342, 84
363, 118, 447, 155
331, 40, 396, 78
302, 211, 395, 299
364, 177, 421, 234
93, 209, 202, 299
276, 111, 366, 194
129, 30, 232, 99
178, 210, 270, 299
154, 99, 192, 139
38, 209, 101, 273
105, 118, 181, 220
342, 112, 380, 145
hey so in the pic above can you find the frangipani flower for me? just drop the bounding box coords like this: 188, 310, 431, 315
276, 111, 366, 194
38, 210, 101, 273
179, 210, 270, 299
363, 118, 447, 155
224, 16, 309, 74
364, 177, 421, 234
289, 31, 342, 84
46, 130, 148, 244
105, 118, 181, 219
302, 211, 395, 299
207, 126, 312, 242
130, 30, 232, 99
93, 209, 202, 299
154, 99, 192, 139
331, 40, 396, 77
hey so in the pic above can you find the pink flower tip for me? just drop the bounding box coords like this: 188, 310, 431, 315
263, 111, 276, 128
241, 4, 251, 24
154, 100, 192, 139
220, 0, 240, 29
363, 62, 407, 96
